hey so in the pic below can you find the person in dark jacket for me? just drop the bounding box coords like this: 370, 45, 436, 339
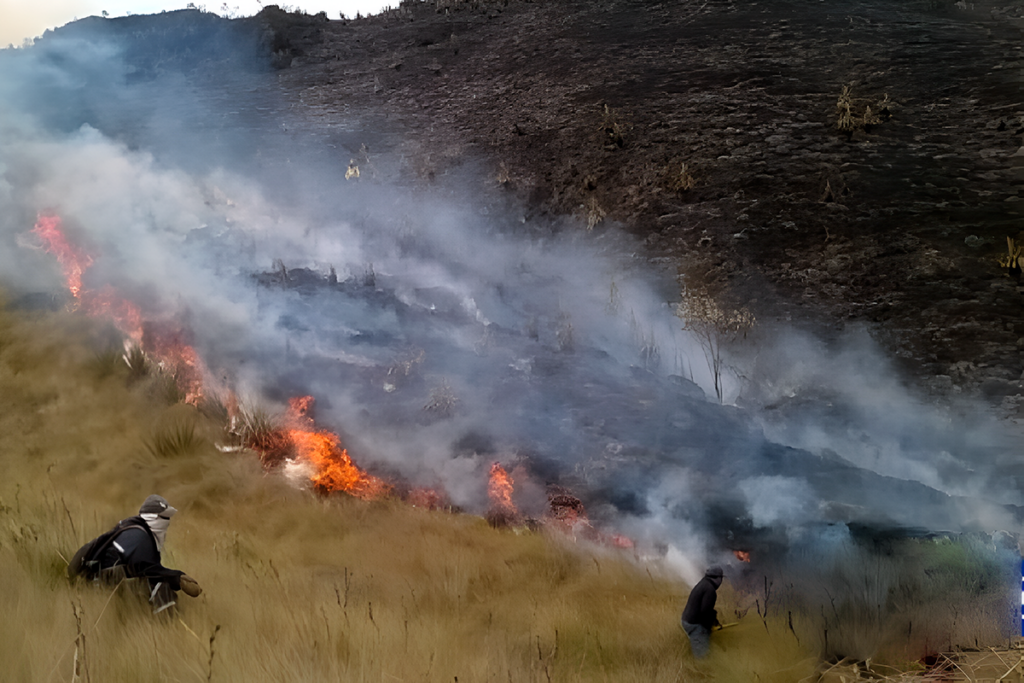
681, 565, 724, 658
70, 495, 201, 613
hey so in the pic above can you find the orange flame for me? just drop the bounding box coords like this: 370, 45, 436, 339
32, 213, 205, 401
285, 396, 388, 499
143, 322, 208, 403
31, 217, 600, 521
288, 395, 316, 419
610, 534, 634, 549
487, 463, 517, 515
733, 550, 751, 563
84, 286, 143, 343
33, 214, 92, 298
406, 487, 447, 510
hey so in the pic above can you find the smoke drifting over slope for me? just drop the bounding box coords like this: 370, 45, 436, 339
2, 11, 1022, 583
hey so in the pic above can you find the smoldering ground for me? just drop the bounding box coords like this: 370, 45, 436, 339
2, 10, 1023, 612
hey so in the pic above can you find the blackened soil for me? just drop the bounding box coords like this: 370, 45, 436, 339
274, 0, 1024, 409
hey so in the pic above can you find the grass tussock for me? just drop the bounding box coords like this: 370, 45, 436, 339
232, 402, 292, 465
0, 298, 822, 681
835, 85, 892, 138
144, 408, 205, 459
122, 342, 150, 381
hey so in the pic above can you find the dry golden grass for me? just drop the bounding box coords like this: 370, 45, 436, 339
0, 297, 818, 682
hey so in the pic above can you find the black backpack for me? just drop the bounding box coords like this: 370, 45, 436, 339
67, 519, 149, 580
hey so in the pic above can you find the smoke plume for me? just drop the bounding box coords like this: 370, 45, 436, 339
2, 12, 1022, 595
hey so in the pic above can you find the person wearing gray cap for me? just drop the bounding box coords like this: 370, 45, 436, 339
680, 565, 725, 658
68, 495, 201, 613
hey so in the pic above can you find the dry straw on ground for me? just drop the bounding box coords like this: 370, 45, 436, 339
0, 298, 821, 682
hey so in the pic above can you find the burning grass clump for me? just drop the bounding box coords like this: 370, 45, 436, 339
89, 338, 200, 407
214, 395, 390, 500
547, 488, 587, 526
232, 403, 292, 465
405, 486, 452, 511
122, 342, 150, 380
485, 462, 523, 528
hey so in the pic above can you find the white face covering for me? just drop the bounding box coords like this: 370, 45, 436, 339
141, 513, 171, 553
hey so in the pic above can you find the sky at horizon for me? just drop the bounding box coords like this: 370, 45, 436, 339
0, 0, 392, 47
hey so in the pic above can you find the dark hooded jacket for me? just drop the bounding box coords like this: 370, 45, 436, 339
681, 574, 722, 630
96, 514, 184, 590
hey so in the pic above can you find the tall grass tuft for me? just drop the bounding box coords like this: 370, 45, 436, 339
122, 342, 149, 381
144, 418, 202, 459
197, 392, 230, 423
234, 403, 292, 465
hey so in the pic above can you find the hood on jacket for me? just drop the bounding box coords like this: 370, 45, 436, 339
139, 495, 176, 553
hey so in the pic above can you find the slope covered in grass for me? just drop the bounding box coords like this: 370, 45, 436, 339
0, 298, 815, 681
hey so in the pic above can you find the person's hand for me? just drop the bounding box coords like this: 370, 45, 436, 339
180, 574, 202, 597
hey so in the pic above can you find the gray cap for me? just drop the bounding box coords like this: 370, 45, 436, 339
139, 494, 177, 518
705, 565, 724, 578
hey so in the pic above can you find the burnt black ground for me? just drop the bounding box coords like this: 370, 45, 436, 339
261, 0, 1024, 412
